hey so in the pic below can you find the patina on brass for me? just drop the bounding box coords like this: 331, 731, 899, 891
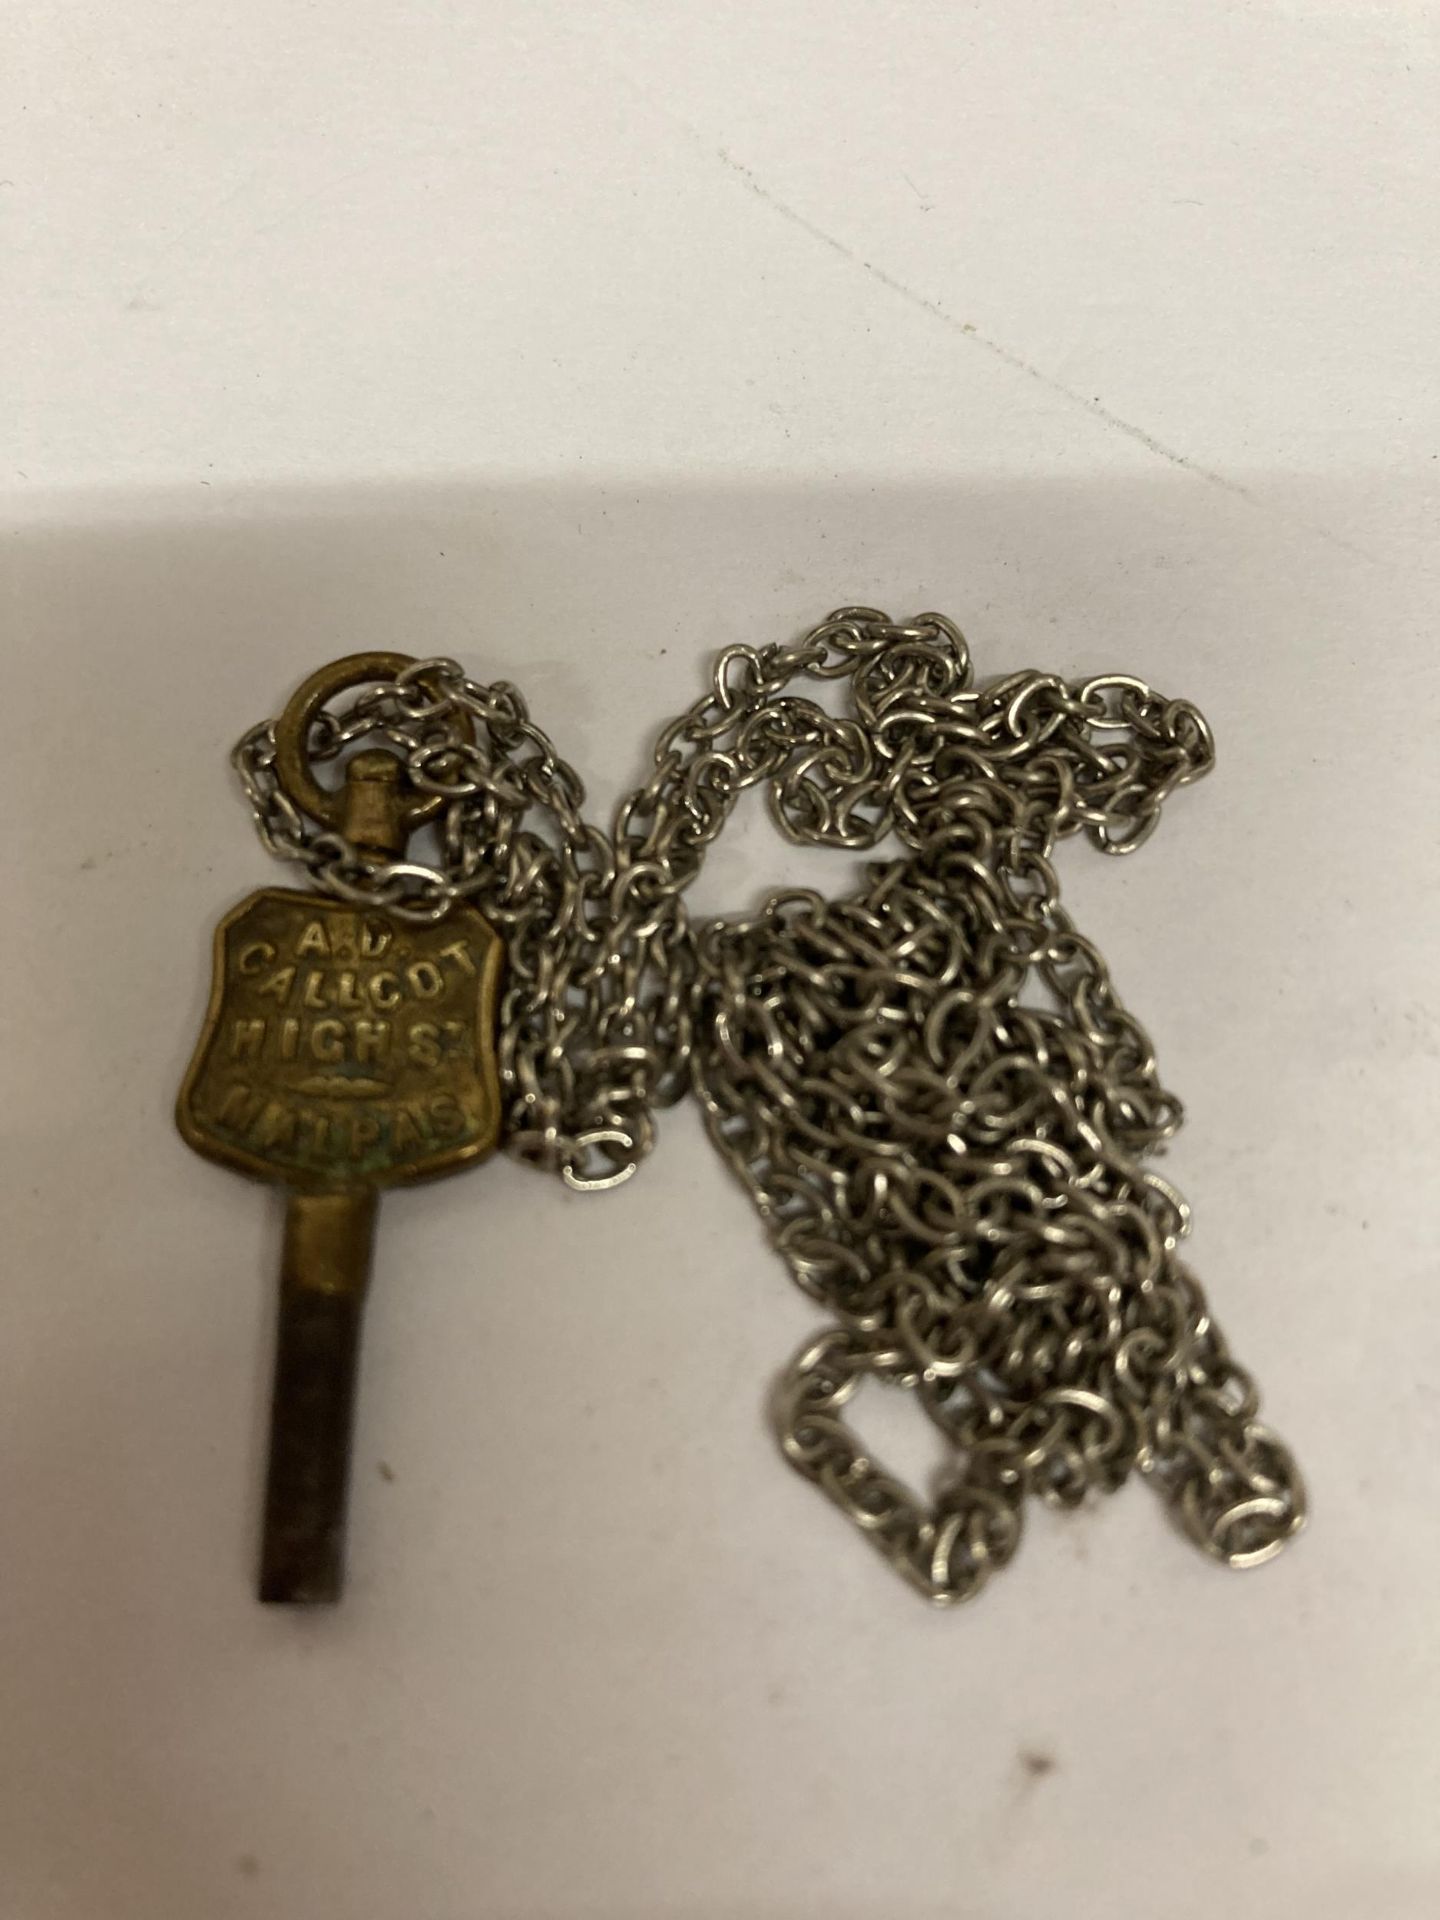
176, 887, 503, 1191
177, 656, 502, 1604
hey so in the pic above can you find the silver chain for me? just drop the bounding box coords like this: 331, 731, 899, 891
233, 607, 1305, 1603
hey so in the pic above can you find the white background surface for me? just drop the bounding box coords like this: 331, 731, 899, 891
4, 5, 1438, 1917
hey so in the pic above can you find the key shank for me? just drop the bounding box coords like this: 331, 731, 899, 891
261, 1190, 377, 1603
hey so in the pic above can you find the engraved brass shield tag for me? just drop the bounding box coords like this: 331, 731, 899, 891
178, 890, 503, 1188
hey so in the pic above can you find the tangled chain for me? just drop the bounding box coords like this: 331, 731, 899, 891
235, 608, 1305, 1602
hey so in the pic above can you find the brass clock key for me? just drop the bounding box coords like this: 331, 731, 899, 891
178, 656, 502, 1603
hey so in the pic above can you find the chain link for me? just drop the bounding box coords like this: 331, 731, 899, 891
234, 608, 1304, 1601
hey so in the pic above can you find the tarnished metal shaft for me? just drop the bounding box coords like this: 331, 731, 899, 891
259, 1189, 376, 1603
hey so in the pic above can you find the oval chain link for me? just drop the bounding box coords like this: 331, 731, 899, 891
234, 608, 1305, 1600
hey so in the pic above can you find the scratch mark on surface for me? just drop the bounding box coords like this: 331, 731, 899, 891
127, 153, 430, 304
709, 146, 1377, 562
900, 171, 934, 212
126, 171, 261, 305
246, 152, 413, 243
715, 148, 1249, 500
